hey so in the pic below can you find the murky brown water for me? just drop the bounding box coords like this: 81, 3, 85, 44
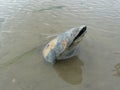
0, 0, 120, 90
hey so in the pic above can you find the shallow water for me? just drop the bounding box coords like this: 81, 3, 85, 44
0, 0, 120, 90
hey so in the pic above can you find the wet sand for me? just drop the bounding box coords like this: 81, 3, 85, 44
0, 0, 120, 90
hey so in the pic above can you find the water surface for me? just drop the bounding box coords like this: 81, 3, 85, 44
0, 0, 120, 90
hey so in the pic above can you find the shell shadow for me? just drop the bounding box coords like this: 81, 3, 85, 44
53, 56, 84, 85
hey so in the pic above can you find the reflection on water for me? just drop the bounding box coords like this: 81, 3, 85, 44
54, 57, 83, 85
